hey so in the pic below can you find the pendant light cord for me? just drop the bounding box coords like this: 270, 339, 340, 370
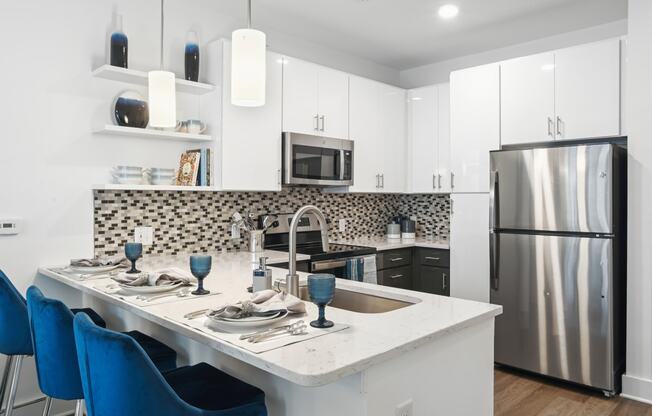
247, 0, 252, 28
160, 0, 165, 69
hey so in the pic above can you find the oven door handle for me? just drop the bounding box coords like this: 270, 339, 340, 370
311, 259, 348, 272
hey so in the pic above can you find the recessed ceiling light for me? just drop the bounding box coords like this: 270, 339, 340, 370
438, 4, 459, 19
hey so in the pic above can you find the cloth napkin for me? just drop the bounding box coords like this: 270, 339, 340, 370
111, 268, 195, 287
209, 290, 306, 320
70, 257, 129, 268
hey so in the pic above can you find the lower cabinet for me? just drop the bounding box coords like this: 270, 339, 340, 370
415, 266, 450, 296
376, 247, 450, 295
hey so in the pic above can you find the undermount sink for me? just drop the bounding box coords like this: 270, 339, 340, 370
298, 286, 419, 314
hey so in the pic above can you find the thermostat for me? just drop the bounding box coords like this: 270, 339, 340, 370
0, 218, 21, 235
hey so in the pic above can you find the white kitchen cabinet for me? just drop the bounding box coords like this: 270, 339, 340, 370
437, 84, 451, 193
282, 57, 349, 139
407, 86, 437, 193
500, 38, 621, 145
450, 193, 490, 303
501, 52, 555, 145
348, 77, 406, 193
379, 84, 407, 193
450, 63, 500, 193
406, 83, 450, 194
204, 40, 282, 191
349, 76, 382, 192
555, 39, 621, 140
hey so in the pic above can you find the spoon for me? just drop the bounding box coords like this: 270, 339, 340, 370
138, 288, 191, 302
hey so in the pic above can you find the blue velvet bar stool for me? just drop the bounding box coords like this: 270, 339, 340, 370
26, 286, 179, 416
73, 313, 268, 416
0, 271, 112, 416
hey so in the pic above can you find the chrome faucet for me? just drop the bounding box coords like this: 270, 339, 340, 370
286, 205, 329, 296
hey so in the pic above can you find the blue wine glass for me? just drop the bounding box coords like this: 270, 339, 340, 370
124, 242, 143, 274
190, 255, 212, 295
307, 274, 336, 328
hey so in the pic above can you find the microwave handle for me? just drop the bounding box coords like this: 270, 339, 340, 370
340, 149, 346, 180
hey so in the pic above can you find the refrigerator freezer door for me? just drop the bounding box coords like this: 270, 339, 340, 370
491, 233, 613, 391
490, 144, 613, 233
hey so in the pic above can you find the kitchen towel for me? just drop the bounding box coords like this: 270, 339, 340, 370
362, 255, 378, 285
344, 258, 364, 281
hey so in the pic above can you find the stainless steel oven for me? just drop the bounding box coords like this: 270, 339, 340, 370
282, 132, 354, 186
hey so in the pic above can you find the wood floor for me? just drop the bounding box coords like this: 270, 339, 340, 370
495, 367, 652, 416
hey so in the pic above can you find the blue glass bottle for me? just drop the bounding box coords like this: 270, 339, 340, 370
110, 15, 128, 68
184, 31, 200, 82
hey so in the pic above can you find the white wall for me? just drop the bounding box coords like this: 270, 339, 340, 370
399, 19, 628, 88
0, 1, 398, 414
622, 0, 652, 404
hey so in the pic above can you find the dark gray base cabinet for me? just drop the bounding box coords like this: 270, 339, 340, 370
415, 266, 450, 296
375, 247, 450, 296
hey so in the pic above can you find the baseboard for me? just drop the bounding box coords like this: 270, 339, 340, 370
622, 374, 652, 404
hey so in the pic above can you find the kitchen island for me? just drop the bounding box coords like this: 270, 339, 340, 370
38, 250, 501, 416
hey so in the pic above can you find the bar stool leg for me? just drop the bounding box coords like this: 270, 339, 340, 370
0, 355, 15, 412
41, 396, 52, 416
74, 399, 84, 416
5, 355, 24, 416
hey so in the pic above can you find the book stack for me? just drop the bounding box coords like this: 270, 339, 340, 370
175, 148, 211, 186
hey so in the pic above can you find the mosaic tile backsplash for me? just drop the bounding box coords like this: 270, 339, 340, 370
93, 188, 450, 257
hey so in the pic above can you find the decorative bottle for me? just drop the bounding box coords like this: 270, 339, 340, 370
110, 15, 128, 68
184, 31, 200, 82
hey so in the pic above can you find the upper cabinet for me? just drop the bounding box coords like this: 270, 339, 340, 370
554, 39, 621, 140
348, 77, 407, 193
407, 83, 450, 193
204, 40, 283, 192
282, 57, 349, 139
501, 39, 621, 145
501, 52, 556, 145
450, 63, 501, 193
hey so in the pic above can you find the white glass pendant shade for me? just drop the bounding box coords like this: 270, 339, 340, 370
148, 70, 177, 128
231, 28, 266, 107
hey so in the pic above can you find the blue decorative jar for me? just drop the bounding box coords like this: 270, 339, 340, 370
184, 31, 200, 82
110, 15, 128, 68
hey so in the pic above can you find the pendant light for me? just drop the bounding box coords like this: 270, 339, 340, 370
231, 0, 266, 107
148, 0, 176, 128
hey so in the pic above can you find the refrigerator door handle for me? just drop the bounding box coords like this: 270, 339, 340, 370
489, 170, 500, 290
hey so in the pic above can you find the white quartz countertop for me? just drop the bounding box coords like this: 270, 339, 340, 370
332, 236, 450, 251
39, 249, 499, 387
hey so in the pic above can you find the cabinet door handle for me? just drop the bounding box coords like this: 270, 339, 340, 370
443, 273, 448, 290
390, 257, 404, 262
277, 169, 281, 185
438, 174, 442, 189
375, 174, 379, 188
547, 117, 553, 137
425, 257, 440, 261
433, 174, 436, 190
319, 115, 325, 131
450, 172, 455, 189
381, 174, 384, 189
390, 274, 403, 279
314, 114, 319, 131
556, 116, 562, 137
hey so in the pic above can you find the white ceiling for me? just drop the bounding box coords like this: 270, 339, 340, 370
218, 0, 627, 70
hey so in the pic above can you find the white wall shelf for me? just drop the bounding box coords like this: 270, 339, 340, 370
92, 64, 215, 95
94, 184, 217, 192
95, 125, 212, 142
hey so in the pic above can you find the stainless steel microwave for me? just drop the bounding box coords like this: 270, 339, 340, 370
282, 132, 354, 186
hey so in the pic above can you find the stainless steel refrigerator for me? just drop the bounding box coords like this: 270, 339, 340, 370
489, 142, 626, 395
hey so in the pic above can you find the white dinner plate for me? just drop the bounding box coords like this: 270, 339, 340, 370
118, 281, 184, 295
69, 264, 121, 274
205, 310, 289, 332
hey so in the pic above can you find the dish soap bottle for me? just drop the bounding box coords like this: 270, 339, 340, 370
253, 257, 272, 293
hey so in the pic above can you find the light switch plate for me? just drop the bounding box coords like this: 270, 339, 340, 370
339, 219, 347, 232
134, 226, 154, 245
0, 218, 21, 235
